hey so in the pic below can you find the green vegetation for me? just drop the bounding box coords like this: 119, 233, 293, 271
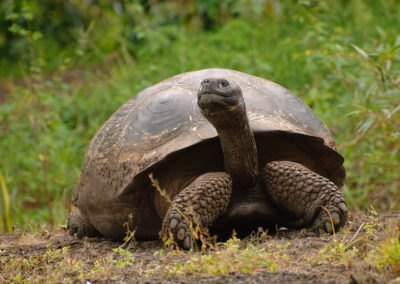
0, 171, 11, 232
1, 213, 399, 282
0, 0, 399, 230
377, 237, 400, 275
1, 243, 138, 282
149, 237, 279, 277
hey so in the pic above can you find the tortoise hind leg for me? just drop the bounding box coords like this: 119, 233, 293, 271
261, 161, 348, 234
67, 207, 100, 238
161, 172, 232, 249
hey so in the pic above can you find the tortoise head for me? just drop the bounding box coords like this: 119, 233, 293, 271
197, 78, 258, 189
197, 78, 244, 116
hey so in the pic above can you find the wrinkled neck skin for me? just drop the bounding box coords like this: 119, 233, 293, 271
203, 104, 259, 189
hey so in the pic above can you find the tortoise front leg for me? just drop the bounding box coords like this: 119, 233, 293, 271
161, 172, 232, 249
261, 161, 348, 234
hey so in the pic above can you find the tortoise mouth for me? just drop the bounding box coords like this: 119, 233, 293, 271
198, 93, 243, 113
198, 93, 230, 107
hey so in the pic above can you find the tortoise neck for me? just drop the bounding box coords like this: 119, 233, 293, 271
206, 106, 259, 189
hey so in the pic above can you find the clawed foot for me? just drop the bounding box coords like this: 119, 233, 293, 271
160, 172, 232, 250
67, 207, 99, 238
312, 197, 348, 235
263, 161, 348, 235
161, 206, 195, 250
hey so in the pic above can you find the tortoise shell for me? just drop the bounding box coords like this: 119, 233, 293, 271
72, 68, 345, 239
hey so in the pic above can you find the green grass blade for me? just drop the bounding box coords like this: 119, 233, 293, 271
0, 171, 12, 232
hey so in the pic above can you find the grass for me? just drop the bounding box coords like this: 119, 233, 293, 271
0, 1, 399, 231
377, 237, 400, 276
0, 171, 11, 232
1, 243, 136, 282
149, 237, 278, 277
1, 212, 400, 283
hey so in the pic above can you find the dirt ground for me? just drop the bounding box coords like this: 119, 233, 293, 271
1, 211, 400, 283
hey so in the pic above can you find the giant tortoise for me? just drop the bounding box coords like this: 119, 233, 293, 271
68, 68, 348, 249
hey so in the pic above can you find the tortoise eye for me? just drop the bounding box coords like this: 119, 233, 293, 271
220, 80, 229, 88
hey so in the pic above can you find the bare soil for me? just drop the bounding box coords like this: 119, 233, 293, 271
1, 211, 400, 283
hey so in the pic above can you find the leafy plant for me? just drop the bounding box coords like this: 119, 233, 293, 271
377, 237, 400, 276
341, 40, 400, 210
112, 247, 135, 268
1, 0, 400, 230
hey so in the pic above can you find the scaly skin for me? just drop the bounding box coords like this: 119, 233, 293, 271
161, 172, 232, 249
67, 207, 100, 238
262, 161, 348, 234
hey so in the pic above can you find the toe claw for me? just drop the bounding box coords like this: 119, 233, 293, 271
183, 236, 191, 249
177, 228, 185, 240
332, 212, 340, 225
339, 202, 347, 212
325, 221, 333, 234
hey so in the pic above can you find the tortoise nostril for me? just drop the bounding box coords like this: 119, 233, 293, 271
202, 79, 210, 85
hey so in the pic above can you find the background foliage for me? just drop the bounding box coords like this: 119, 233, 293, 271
0, 0, 399, 231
